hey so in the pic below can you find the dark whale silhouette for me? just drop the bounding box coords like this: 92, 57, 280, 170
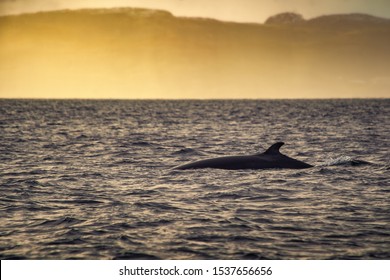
174, 142, 313, 170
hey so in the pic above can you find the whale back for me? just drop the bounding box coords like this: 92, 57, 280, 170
174, 141, 312, 170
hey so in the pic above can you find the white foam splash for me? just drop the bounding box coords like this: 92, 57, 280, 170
319, 156, 369, 167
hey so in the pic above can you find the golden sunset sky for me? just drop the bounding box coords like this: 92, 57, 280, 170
0, 0, 390, 99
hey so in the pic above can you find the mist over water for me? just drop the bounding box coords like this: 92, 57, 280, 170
1, 9, 390, 99
0, 99, 389, 259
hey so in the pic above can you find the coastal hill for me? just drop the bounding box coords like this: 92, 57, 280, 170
0, 8, 389, 99
266, 12, 389, 27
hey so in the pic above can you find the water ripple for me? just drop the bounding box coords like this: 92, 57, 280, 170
0, 99, 389, 259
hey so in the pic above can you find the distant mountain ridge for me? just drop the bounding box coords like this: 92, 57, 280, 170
54, 7, 174, 17
0, 7, 389, 99
3, 7, 389, 26
265, 12, 390, 27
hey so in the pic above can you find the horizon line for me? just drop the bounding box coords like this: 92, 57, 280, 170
1, 97, 388, 101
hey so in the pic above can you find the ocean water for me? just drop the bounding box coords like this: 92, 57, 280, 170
0, 99, 389, 260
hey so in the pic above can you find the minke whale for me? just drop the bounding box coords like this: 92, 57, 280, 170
174, 142, 313, 170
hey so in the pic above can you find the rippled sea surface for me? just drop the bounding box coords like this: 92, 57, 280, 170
0, 99, 389, 259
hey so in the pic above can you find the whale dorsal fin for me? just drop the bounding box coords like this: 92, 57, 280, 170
264, 142, 284, 155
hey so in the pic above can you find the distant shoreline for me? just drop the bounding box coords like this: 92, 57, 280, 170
1, 98, 389, 101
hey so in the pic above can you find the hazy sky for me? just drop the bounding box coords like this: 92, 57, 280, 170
1, 0, 390, 99
1, 0, 390, 22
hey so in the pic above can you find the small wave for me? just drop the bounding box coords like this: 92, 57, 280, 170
229, 235, 263, 242
131, 141, 153, 146
115, 159, 137, 165
133, 201, 180, 211
242, 252, 268, 260
47, 199, 106, 205
24, 180, 41, 186
186, 234, 225, 242
317, 167, 337, 175
171, 148, 205, 156
75, 134, 89, 140
135, 219, 173, 227
201, 192, 242, 200
114, 252, 160, 260
46, 237, 86, 246
32, 216, 82, 227
0, 254, 27, 260
319, 156, 371, 167
170, 247, 214, 259
71, 199, 106, 204
27, 169, 47, 175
